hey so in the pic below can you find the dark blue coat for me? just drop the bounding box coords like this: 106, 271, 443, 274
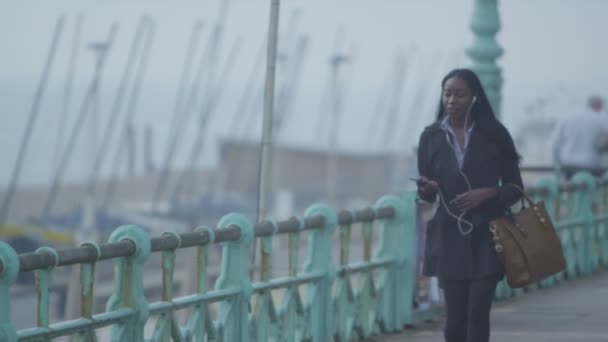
417, 121, 523, 282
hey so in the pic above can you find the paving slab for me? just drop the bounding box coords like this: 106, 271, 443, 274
370, 272, 608, 341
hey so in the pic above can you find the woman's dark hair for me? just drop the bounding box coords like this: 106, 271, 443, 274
436, 68, 520, 162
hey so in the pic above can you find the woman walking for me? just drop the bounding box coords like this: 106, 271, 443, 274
416, 68, 523, 342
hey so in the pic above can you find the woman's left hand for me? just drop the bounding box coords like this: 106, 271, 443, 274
450, 188, 497, 211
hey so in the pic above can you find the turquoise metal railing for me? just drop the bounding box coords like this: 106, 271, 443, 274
0, 193, 418, 341
1, 172, 607, 341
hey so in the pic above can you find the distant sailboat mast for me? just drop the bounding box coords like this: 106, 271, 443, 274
153, 1, 232, 208
103, 19, 157, 208
171, 36, 243, 199
55, 14, 83, 172
0, 17, 64, 226
40, 24, 117, 220
151, 21, 206, 209
86, 16, 150, 197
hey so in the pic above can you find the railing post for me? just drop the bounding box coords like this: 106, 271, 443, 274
358, 220, 376, 338
253, 220, 279, 342
35, 246, 59, 340
396, 192, 417, 325
74, 241, 101, 342
303, 203, 337, 342
186, 226, 215, 341
572, 172, 598, 275
533, 176, 563, 287
152, 231, 181, 341
375, 194, 414, 332
282, 217, 305, 341
106, 225, 151, 341
334, 212, 354, 341
215, 213, 254, 342
0, 241, 19, 342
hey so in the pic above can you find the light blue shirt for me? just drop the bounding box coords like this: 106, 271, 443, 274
440, 117, 475, 169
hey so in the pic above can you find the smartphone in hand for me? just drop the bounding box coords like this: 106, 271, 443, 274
411, 177, 438, 189
410, 177, 427, 186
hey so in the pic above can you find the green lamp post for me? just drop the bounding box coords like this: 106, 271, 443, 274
466, 0, 504, 118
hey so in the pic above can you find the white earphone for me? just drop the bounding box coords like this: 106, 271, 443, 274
441, 136, 475, 235
437, 93, 479, 235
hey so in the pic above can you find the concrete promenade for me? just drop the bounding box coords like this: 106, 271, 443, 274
373, 272, 608, 341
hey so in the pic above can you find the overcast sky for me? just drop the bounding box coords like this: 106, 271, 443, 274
3, 1, 607, 84
1, 0, 607, 186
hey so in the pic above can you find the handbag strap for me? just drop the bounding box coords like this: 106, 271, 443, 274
504, 183, 535, 208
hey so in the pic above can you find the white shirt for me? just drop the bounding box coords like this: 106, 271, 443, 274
551, 109, 608, 170
440, 117, 475, 169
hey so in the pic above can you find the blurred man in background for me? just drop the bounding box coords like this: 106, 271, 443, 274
552, 95, 608, 179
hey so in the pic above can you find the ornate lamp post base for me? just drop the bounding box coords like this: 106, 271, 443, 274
467, 0, 504, 118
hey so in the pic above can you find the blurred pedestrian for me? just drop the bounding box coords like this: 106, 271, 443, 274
415, 68, 523, 342
551, 95, 608, 179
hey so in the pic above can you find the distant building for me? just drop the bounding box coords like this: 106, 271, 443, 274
217, 139, 417, 211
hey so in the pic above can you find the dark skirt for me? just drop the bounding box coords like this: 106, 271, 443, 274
422, 215, 504, 284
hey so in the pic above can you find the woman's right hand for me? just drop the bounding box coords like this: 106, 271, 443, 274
417, 176, 438, 196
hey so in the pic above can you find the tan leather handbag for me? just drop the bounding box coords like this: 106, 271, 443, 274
489, 186, 566, 288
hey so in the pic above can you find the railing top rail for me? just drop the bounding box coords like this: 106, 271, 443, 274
527, 176, 607, 197
3, 172, 605, 274
1, 205, 396, 274
521, 165, 607, 174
